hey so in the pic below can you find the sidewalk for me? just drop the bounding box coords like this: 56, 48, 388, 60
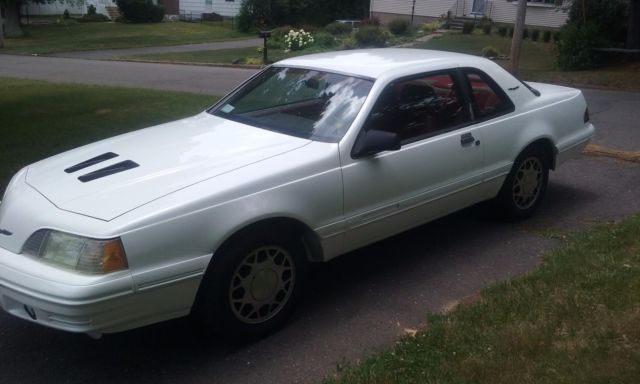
49, 38, 263, 60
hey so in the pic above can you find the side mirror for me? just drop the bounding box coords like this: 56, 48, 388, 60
351, 129, 401, 159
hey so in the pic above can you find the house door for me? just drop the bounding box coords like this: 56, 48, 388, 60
471, 0, 486, 15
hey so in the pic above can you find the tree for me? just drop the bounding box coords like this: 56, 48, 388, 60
510, 0, 527, 75
0, 0, 80, 37
628, 0, 640, 49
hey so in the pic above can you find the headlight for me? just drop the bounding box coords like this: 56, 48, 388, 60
23, 230, 128, 274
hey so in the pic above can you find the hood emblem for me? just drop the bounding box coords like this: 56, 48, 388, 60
0, 229, 12, 236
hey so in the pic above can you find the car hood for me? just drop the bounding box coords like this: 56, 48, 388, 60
25, 113, 311, 221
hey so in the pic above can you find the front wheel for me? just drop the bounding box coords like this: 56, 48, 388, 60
194, 231, 308, 340
495, 147, 549, 221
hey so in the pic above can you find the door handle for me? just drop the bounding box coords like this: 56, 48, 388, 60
460, 133, 475, 146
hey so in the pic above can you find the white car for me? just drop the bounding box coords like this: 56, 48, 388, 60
0, 49, 594, 339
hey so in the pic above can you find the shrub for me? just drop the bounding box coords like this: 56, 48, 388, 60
339, 37, 357, 50
284, 29, 314, 51
312, 31, 337, 48
542, 30, 552, 42
87, 4, 97, 15
522, 28, 529, 39
553, 30, 560, 43
497, 25, 507, 37
63, 9, 70, 19
508, 27, 514, 37
354, 26, 386, 47
388, 18, 411, 36
482, 23, 491, 35
116, 0, 164, 23
557, 22, 605, 70
462, 21, 474, 34
420, 21, 440, 33
531, 29, 540, 41
324, 21, 352, 35
79, 13, 110, 22
360, 17, 381, 27
482, 45, 499, 58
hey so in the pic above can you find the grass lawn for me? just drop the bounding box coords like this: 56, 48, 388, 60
0, 21, 250, 54
327, 215, 640, 383
119, 46, 299, 65
0, 77, 215, 191
417, 31, 640, 91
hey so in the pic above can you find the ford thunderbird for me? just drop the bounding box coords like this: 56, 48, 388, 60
0, 49, 594, 339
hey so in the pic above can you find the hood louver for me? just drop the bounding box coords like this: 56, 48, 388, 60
65, 152, 119, 173
77, 160, 140, 183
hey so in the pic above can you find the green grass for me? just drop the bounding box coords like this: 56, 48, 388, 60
0, 78, 215, 191
417, 31, 640, 91
1, 21, 250, 54
327, 215, 640, 383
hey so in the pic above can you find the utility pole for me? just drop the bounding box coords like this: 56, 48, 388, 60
510, 0, 527, 76
411, 0, 416, 25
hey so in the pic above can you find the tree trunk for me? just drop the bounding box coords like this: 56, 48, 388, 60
627, 0, 640, 49
510, 0, 527, 76
0, 5, 5, 48
3, 1, 23, 38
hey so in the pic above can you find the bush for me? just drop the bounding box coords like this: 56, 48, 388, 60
116, 0, 164, 23
497, 25, 507, 37
531, 29, 540, 41
340, 37, 357, 50
354, 26, 386, 47
420, 21, 440, 33
63, 9, 70, 19
388, 18, 411, 36
360, 17, 381, 27
557, 22, 605, 70
553, 30, 560, 43
284, 29, 314, 51
312, 31, 337, 48
508, 27, 514, 37
542, 29, 552, 42
324, 21, 352, 35
87, 4, 97, 15
482, 23, 491, 35
79, 13, 111, 22
462, 21, 474, 34
522, 28, 529, 39
482, 45, 499, 58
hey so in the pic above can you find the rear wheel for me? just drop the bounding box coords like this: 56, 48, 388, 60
195, 230, 308, 341
496, 146, 549, 221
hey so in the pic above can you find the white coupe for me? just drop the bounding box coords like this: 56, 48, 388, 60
0, 49, 594, 339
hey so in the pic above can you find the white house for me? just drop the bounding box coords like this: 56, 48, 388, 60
24, 0, 118, 18
371, 0, 570, 29
23, 0, 243, 19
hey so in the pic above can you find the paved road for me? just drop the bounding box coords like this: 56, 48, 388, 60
0, 54, 639, 384
50, 38, 263, 60
0, 54, 258, 95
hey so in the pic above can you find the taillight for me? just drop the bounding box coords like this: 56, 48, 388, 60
584, 108, 590, 123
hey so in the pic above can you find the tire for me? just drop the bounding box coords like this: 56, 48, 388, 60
194, 229, 308, 341
495, 146, 549, 221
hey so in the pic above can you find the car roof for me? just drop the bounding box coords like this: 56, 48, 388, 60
275, 48, 490, 80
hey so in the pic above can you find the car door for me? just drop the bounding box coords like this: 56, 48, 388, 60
340, 70, 488, 252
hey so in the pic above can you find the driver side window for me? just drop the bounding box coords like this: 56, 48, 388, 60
365, 72, 470, 144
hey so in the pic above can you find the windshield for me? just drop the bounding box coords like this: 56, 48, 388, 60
209, 66, 374, 142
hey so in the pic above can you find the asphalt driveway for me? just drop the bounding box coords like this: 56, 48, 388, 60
0, 54, 638, 384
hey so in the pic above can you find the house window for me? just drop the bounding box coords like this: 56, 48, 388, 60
205, 0, 212, 5
225, 0, 234, 2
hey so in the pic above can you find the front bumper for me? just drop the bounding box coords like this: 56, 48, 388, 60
0, 246, 198, 335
